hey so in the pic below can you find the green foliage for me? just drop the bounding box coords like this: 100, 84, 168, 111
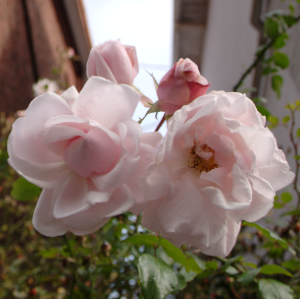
258, 279, 294, 299
145, 71, 159, 90
273, 33, 289, 49
268, 115, 279, 128
138, 100, 162, 124
257, 105, 271, 118
243, 221, 295, 254
260, 264, 292, 277
262, 66, 278, 76
273, 52, 290, 69
158, 238, 191, 272
264, 17, 281, 39
281, 192, 292, 203
137, 254, 177, 299
237, 268, 261, 285
282, 115, 290, 123
272, 75, 283, 99
11, 177, 41, 201
124, 234, 159, 246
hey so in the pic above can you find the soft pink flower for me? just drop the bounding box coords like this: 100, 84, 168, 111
8, 77, 160, 236
157, 58, 210, 115
86, 40, 139, 86
139, 91, 294, 257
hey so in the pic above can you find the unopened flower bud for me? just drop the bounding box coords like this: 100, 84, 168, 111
157, 58, 210, 115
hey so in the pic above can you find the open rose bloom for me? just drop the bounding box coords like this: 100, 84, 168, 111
140, 91, 294, 257
8, 77, 161, 236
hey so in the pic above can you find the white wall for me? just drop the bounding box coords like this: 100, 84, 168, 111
201, 0, 259, 92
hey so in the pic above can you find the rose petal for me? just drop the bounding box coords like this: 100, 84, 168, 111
124, 44, 139, 80
64, 125, 121, 178
44, 126, 86, 156
138, 163, 170, 201
92, 156, 140, 192
200, 218, 241, 257
61, 86, 79, 107
8, 157, 71, 189
86, 47, 117, 83
141, 132, 163, 148
32, 188, 67, 237
257, 149, 295, 191
157, 176, 227, 248
128, 144, 157, 215
72, 77, 140, 129
53, 173, 89, 218
8, 93, 72, 165
100, 40, 134, 85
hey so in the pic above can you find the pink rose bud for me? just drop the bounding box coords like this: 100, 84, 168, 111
157, 58, 210, 115
86, 40, 139, 86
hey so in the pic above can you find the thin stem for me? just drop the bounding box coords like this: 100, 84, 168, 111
289, 111, 300, 209
155, 114, 165, 132
233, 15, 300, 92
230, 285, 242, 299
64, 234, 73, 257
64, 234, 75, 299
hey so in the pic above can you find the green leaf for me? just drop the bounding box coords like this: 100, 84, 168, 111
39, 248, 60, 259
281, 259, 300, 271
296, 128, 300, 137
124, 235, 159, 247
179, 267, 197, 282
282, 15, 298, 27
186, 252, 205, 272
273, 33, 289, 49
237, 268, 261, 285
186, 258, 202, 274
268, 115, 279, 124
145, 71, 159, 90
138, 100, 162, 124
243, 262, 257, 269
260, 264, 292, 277
273, 202, 284, 209
11, 177, 41, 201
156, 247, 173, 266
289, 4, 295, 15
243, 221, 295, 255
252, 96, 268, 104
271, 75, 283, 99
282, 115, 290, 123
281, 192, 292, 203
258, 279, 294, 299
264, 18, 280, 39
256, 106, 271, 118
262, 66, 278, 76
173, 274, 187, 292
206, 261, 218, 271
158, 238, 190, 272
138, 254, 177, 299
273, 52, 289, 69
294, 155, 300, 160
226, 266, 239, 275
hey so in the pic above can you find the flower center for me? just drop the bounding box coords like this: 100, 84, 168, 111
187, 143, 218, 173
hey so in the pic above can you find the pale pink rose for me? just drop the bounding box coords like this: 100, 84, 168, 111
157, 58, 210, 115
86, 40, 139, 86
8, 77, 160, 237
139, 91, 294, 257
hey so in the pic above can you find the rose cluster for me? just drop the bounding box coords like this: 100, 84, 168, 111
8, 40, 294, 257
